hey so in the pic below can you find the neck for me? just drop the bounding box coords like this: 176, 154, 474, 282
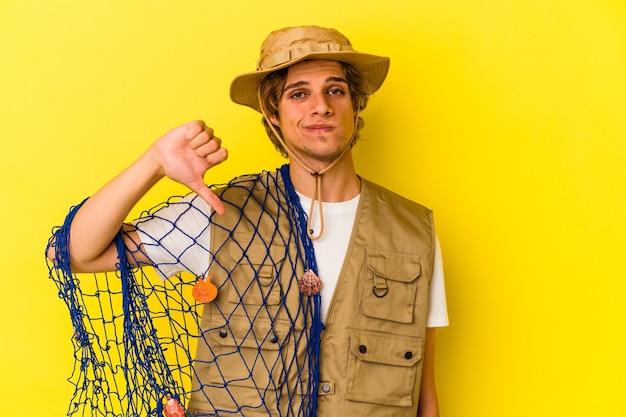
288, 153, 360, 202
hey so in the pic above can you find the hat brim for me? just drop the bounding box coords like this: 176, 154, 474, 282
230, 51, 390, 112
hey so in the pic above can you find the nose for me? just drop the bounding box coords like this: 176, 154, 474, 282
310, 93, 333, 116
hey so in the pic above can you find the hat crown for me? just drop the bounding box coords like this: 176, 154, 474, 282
257, 26, 355, 71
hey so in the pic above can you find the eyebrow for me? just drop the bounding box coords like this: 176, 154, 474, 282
283, 76, 349, 92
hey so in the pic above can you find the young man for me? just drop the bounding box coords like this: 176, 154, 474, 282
49, 25, 448, 416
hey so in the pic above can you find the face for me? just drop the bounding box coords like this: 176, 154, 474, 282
270, 60, 356, 167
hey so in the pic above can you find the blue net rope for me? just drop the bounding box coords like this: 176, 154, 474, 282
46, 166, 323, 416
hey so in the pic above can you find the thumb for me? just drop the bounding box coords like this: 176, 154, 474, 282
190, 181, 225, 216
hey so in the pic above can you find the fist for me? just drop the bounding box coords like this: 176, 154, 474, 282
154, 120, 228, 214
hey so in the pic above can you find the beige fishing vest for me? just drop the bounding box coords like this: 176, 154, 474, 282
187, 172, 435, 417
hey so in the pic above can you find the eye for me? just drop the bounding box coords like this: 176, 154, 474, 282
289, 91, 308, 100
327, 88, 345, 96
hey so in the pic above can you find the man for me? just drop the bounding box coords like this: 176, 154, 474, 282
49, 25, 448, 416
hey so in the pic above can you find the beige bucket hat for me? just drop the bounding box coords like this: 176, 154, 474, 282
230, 25, 390, 112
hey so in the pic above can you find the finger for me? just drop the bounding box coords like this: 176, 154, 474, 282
184, 120, 209, 140
192, 183, 226, 216
204, 147, 228, 167
191, 138, 222, 158
184, 122, 200, 139
194, 141, 221, 158
189, 132, 221, 151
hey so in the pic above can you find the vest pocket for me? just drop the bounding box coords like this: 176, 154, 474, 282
207, 317, 291, 391
346, 329, 423, 407
226, 237, 286, 306
362, 249, 421, 323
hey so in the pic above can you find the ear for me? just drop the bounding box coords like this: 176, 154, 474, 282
269, 115, 280, 127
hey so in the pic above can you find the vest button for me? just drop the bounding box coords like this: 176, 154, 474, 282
321, 383, 332, 393
405, 351, 413, 359
359, 345, 367, 354
219, 329, 227, 338
270, 334, 279, 343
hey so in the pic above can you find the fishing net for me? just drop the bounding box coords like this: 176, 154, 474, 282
46, 165, 323, 417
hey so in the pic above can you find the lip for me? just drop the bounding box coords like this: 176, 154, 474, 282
305, 124, 334, 134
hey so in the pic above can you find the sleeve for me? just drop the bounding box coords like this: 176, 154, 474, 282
131, 193, 213, 280
426, 236, 449, 327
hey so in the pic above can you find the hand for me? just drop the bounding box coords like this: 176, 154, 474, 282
152, 120, 228, 214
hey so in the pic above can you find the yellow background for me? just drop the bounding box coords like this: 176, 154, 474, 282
1, 0, 625, 415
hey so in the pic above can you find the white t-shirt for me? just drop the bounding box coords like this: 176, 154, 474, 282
135, 193, 449, 327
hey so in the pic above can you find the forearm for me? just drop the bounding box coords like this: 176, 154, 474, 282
417, 327, 440, 417
417, 393, 439, 417
66, 148, 162, 270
